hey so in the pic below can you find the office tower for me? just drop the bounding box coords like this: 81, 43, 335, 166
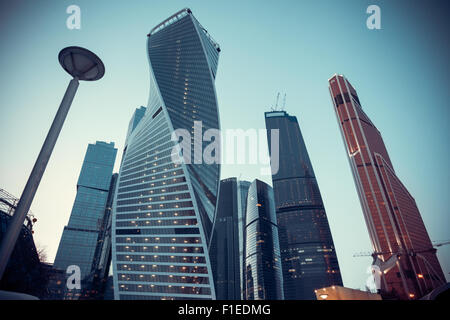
328, 74, 446, 299
111, 8, 221, 300
243, 179, 284, 300
88, 173, 118, 299
265, 110, 343, 300
210, 178, 250, 300
237, 180, 251, 299
54, 141, 117, 299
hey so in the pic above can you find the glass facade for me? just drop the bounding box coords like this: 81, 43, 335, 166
126, 106, 147, 146
111, 8, 221, 300
243, 179, 284, 300
329, 74, 446, 299
53, 141, 117, 299
265, 110, 342, 300
88, 173, 118, 299
237, 180, 251, 299
210, 178, 250, 300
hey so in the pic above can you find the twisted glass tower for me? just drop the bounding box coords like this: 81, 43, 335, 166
111, 8, 221, 300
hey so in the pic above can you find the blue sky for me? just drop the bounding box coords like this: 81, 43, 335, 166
0, 0, 449, 290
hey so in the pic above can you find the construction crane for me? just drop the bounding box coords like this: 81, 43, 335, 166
354, 240, 450, 288
353, 241, 450, 258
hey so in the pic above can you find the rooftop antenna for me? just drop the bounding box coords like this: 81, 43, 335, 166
282, 93, 286, 110
269, 92, 280, 111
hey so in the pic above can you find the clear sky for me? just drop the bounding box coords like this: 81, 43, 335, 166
0, 0, 449, 291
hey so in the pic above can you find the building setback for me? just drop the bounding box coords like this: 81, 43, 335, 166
265, 110, 343, 300
209, 178, 251, 300
243, 179, 284, 300
328, 74, 446, 299
111, 8, 221, 300
53, 141, 117, 299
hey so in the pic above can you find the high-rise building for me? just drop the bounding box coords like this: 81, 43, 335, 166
87, 173, 118, 299
328, 74, 446, 299
243, 179, 284, 300
54, 141, 117, 299
237, 180, 251, 299
265, 110, 342, 300
111, 8, 221, 300
210, 178, 250, 300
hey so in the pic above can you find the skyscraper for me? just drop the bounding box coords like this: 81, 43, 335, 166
265, 110, 342, 300
328, 74, 446, 299
111, 8, 221, 300
88, 173, 118, 299
237, 179, 251, 299
54, 141, 117, 299
209, 178, 250, 300
243, 179, 284, 300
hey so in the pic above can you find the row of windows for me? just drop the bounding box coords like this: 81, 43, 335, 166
118, 175, 186, 194
116, 245, 204, 254
116, 254, 206, 264
125, 117, 166, 159
119, 294, 209, 300
120, 154, 175, 182
121, 148, 174, 178
117, 192, 191, 206
116, 200, 194, 213
115, 208, 196, 220
118, 164, 182, 188
122, 140, 174, 173
116, 236, 201, 244
118, 283, 211, 295
122, 132, 173, 175
115, 227, 200, 235
117, 183, 189, 200
118, 273, 209, 285
116, 218, 197, 228
123, 119, 168, 163
117, 264, 208, 274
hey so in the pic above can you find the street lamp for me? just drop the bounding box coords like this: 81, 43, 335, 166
0, 46, 105, 280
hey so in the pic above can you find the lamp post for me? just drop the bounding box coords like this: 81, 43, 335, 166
0, 47, 105, 279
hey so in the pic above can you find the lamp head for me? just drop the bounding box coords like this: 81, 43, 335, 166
58, 46, 105, 81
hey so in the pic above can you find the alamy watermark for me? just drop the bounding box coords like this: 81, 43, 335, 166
66, 265, 81, 290
170, 121, 279, 176
365, 264, 382, 292
366, 5, 381, 30
66, 5, 81, 30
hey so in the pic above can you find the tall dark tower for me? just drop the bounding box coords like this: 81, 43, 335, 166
210, 178, 250, 300
265, 110, 342, 300
328, 74, 446, 299
243, 179, 284, 300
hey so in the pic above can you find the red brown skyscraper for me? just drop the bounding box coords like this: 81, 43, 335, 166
328, 74, 446, 300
